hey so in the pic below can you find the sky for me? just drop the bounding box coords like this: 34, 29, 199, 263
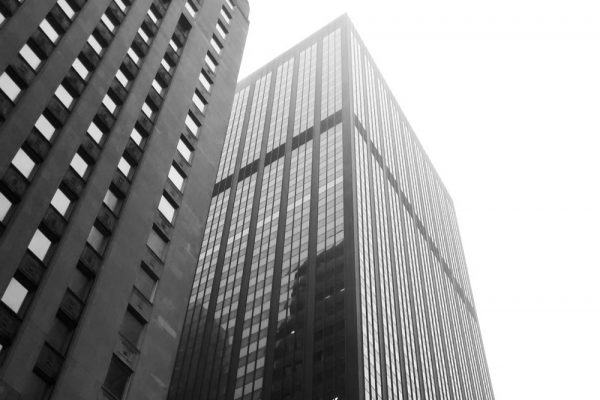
238, 1, 600, 398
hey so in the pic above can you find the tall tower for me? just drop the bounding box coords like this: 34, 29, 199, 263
168, 15, 494, 400
0, 0, 249, 399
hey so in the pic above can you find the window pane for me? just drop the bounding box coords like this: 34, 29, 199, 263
70, 268, 91, 300
28, 229, 52, 261
1, 278, 28, 314
147, 8, 159, 24
19, 43, 42, 70
192, 91, 206, 112
147, 229, 166, 259
120, 309, 144, 346
225, 0, 234, 9
141, 102, 154, 119
46, 318, 72, 354
130, 127, 144, 146
177, 138, 192, 162
102, 94, 117, 114
199, 71, 212, 92
57, 0, 75, 19
135, 266, 156, 302
185, 113, 199, 136
205, 53, 217, 73
168, 39, 179, 52
210, 36, 222, 54
160, 58, 172, 71
40, 19, 59, 43
0, 72, 21, 102
104, 356, 131, 398
0, 191, 12, 222
87, 121, 104, 144
114, 0, 127, 12
72, 57, 89, 80
101, 14, 115, 32
88, 34, 103, 55
138, 28, 150, 43
103, 189, 121, 213
117, 157, 132, 178
151, 79, 164, 94
70, 153, 89, 178
220, 7, 231, 24
116, 69, 129, 87
35, 113, 57, 141
12, 149, 36, 179
51, 188, 71, 216
87, 225, 106, 254
158, 195, 176, 222
55, 84, 74, 108
216, 21, 227, 39
127, 48, 140, 64
168, 165, 184, 190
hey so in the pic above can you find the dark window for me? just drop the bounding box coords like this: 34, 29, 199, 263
103, 356, 132, 399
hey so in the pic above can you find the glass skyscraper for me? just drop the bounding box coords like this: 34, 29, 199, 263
169, 14, 494, 400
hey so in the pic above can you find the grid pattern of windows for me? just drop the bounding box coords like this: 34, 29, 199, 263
266, 58, 294, 152
218, 87, 250, 180
240, 73, 271, 166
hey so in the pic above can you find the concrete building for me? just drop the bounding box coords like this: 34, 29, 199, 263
0, 0, 248, 398
168, 15, 494, 400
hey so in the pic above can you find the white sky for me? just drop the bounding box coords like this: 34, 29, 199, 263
238, 1, 600, 398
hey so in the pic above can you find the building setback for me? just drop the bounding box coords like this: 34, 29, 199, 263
0, 0, 248, 399
168, 14, 494, 400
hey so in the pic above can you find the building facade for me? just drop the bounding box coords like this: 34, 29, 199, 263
0, 0, 248, 399
168, 15, 494, 400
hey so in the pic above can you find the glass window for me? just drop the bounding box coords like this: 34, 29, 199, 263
185, 1, 198, 17
34, 113, 56, 141
177, 138, 193, 162
120, 309, 145, 346
46, 318, 72, 354
192, 90, 206, 112
102, 94, 117, 114
158, 194, 176, 222
19, 43, 42, 71
28, 229, 52, 262
141, 102, 154, 119
72, 57, 90, 80
70, 267, 91, 300
88, 34, 104, 55
0, 191, 12, 222
117, 157, 133, 178
50, 187, 71, 216
55, 84, 74, 109
147, 8, 159, 24
168, 39, 179, 53
87, 121, 105, 144
103, 188, 122, 214
138, 28, 150, 44
160, 58, 172, 72
115, 68, 129, 88
185, 113, 200, 136
220, 7, 231, 24
0, 72, 21, 102
130, 126, 144, 146
39, 19, 59, 43
204, 53, 217, 73
12, 148, 36, 179
146, 228, 167, 259
216, 21, 227, 39
135, 265, 156, 301
114, 0, 127, 12
70, 152, 89, 178
127, 48, 140, 64
151, 79, 164, 95
103, 356, 131, 399
210, 36, 222, 55
225, 0, 234, 10
1, 278, 28, 314
87, 225, 107, 254
198, 70, 212, 92
168, 165, 184, 191
57, 0, 76, 19
101, 13, 116, 32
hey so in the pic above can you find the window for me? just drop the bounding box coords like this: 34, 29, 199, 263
115, 68, 129, 88
161, 58, 173, 72
177, 137, 193, 162
50, 187, 72, 216
198, 70, 212, 92
28, 229, 52, 262
0, 72, 21, 102
185, 1, 198, 17
70, 152, 89, 178
151, 79, 165, 95
220, 7, 232, 24
205, 53, 217, 73
39, 19, 60, 43
46, 318, 72, 354
12, 148, 36, 179
216, 20, 228, 39
0, 191, 12, 223
146, 227, 167, 259
147, 7, 159, 24
127, 47, 140, 64
168, 164, 185, 191
168, 39, 180, 53
101, 13, 116, 32
87, 34, 104, 55
103, 187, 122, 214
19, 43, 42, 71
57, 0, 76, 19
138, 27, 150, 44
130, 126, 145, 146
141, 101, 155, 119
117, 157, 133, 178
87, 225, 108, 254
158, 194, 176, 222
1, 278, 28, 314
103, 356, 132, 399
72, 57, 90, 80
102, 94, 118, 114
185, 113, 200, 136
135, 264, 156, 302
55, 84, 74, 109
34, 113, 57, 141
120, 309, 145, 346
70, 267, 91, 300
225, 0, 235, 10
114, 0, 128, 13
192, 90, 207, 112
87, 120, 105, 144
210, 36, 223, 54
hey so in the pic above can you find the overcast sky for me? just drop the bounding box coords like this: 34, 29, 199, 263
238, 1, 600, 398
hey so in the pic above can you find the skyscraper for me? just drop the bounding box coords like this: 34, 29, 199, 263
168, 14, 494, 400
0, 0, 248, 399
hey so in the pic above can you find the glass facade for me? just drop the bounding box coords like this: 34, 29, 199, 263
170, 15, 493, 400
